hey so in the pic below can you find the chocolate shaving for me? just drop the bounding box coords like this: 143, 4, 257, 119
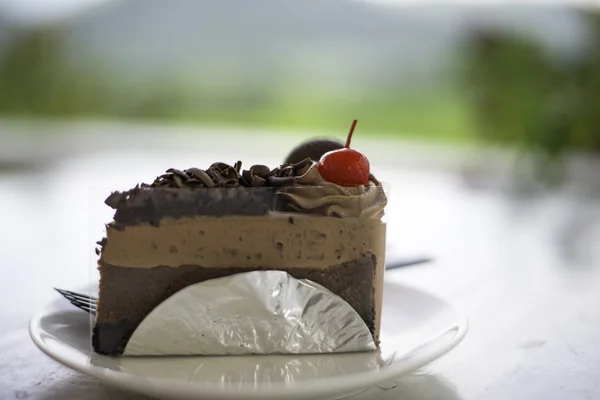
293, 158, 312, 176
210, 162, 232, 173
250, 164, 270, 177
166, 168, 187, 179
251, 175, 266, 187
280, 166, 294, 177
172, 174, 185, 188
265, 167, 280, 178
116, 158, 349, 191
267, 176, 296, 187
234, 161, 242, 174
241, 170, 253, 183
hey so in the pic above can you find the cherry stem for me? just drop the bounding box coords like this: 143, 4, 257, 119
345, 119, 358, 148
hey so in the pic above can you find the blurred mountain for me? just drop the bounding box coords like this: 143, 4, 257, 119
0, 0, 594, 137
60, 0, 445, 87
51, 0, 588, 88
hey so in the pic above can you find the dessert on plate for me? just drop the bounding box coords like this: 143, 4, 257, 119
93, 121, 387, 356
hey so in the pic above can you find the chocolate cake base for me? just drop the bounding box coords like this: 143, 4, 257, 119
93, 253, 377, 356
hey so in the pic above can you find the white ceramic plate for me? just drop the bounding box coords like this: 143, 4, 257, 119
30, 280, 467, 400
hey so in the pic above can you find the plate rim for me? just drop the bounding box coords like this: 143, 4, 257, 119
29, 282, 468, 400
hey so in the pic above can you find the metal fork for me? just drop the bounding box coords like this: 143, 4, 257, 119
54, 288, 97, 315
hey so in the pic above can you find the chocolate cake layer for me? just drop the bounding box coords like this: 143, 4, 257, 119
93, 253, 377, 356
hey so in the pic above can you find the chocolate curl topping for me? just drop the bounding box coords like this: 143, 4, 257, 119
146, 159, 313, 189
103, 159, 315, 209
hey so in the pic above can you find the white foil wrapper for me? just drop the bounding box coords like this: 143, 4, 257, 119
124, 270, 376, 355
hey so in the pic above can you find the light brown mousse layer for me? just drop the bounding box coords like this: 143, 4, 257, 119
101, 214, 385, 269
100, 213, 386, 338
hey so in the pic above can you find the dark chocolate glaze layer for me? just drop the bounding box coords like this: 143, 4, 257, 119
93, 254, 377, 356
107, 187, 284, 227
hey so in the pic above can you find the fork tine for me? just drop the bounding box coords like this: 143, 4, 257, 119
54, 288, 98, 301
69, 301, 96, 315
54, 288, 93, 301
64, 289, 98, 301
75, 301, 96, 311
54, 288, 98, 315
59, 293, 97, 307
385, 257, 434, 270
67, 297, 96, 311
67, 297, 97, 308
68, 299, 94, 308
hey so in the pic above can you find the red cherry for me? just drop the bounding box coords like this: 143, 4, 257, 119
317, 120, 370, 186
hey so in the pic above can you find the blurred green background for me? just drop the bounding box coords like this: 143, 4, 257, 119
1, 1, 599, 166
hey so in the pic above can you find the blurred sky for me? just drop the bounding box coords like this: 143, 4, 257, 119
0, 0, 106, 22
2, 0, 600, 24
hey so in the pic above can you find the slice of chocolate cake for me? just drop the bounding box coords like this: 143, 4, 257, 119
93, 159, 387, 356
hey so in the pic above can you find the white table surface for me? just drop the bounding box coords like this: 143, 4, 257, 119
1, 123, 599, 400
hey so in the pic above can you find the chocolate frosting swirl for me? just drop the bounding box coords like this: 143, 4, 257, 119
281, 163, 387, 219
